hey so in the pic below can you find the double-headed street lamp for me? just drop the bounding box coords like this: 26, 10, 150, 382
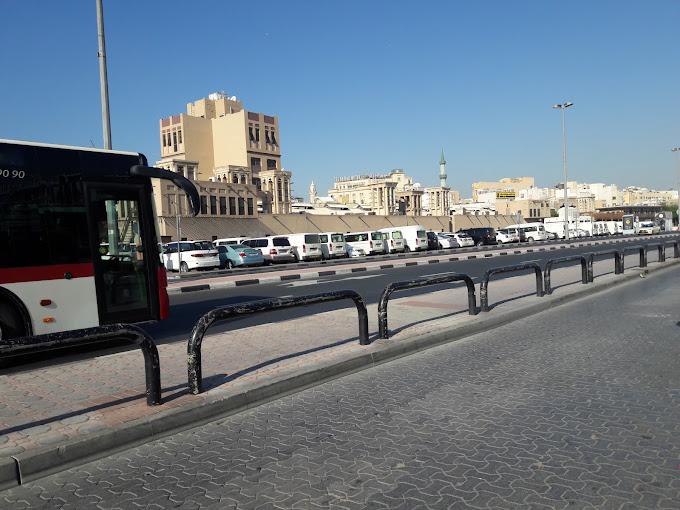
553, 102, 573, 240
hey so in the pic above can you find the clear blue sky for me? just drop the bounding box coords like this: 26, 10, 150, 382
2, 0, 679, 199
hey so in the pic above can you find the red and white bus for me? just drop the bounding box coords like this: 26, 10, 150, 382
0, 139, 199, 341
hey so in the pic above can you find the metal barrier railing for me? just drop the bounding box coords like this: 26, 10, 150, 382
664, 240, 680, 259
187, 290, 369, 394
543, 255, 589, 295
0, 324, 162, 406
645, 243, 665, 263
377, 273, 476, 339
480, 263, 543, 312
586, 250, 622, 282
620, 245, 647, 273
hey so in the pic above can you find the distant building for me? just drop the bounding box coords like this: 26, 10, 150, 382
472, 177, 535, 201
155, 92, 291, 218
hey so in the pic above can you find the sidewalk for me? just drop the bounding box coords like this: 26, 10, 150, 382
0, 239, 677, 490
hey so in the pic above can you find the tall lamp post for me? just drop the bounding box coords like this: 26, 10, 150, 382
672, 148, 680, 228
553, 102, 573, 240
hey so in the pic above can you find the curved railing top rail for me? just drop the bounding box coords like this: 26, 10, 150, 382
187, 289, 369, 394
480, 262, 543, 312
0, 324, 162, 406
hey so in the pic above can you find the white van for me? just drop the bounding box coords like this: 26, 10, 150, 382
318, 232, 347, 259
506, 223, 548, 242
384, 225, 427, 252
377, 228, 406, 253
283, 233, 323, 261
344, 231, 386, 255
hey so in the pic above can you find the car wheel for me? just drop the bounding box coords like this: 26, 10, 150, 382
404, 245, 411, 252
437, 243, 442, 250
179, 261, 189, 273
476, 240, 484, 247
527, 237, 534, 242
226, 260, 233, 269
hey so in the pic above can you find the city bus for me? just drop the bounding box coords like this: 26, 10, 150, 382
0, 139, 199, 341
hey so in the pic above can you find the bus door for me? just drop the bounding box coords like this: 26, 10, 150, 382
85, 183, 155, 325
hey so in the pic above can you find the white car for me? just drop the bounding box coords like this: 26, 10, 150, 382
495, 229, 519, 244
638, 222, 660, 235
163, 240, 220, 272
436, 234, 459, 249
447, 233, 474, 248
345, 245, 366, 258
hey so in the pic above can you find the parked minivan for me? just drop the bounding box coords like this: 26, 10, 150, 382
344, 231, 386, 255
214, 237, 248, 246
242, 236, 296, 264
381, 225, 427, 252
318, 232, 347, 259
378, 229, 405, 253
283, 233, 323, 261
457, 227, 497, 246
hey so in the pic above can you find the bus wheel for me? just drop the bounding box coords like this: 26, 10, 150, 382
180, 261, 189, 273
0, 300, 28, 341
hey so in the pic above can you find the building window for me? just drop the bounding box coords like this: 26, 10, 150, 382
187, 167, 195, 180
247, 198, 254, 215
241, 173, 247, 184
232, 173, 239, 184
210, 196, 217, 215
271, 130, 277, 146
267, 159, 277, 170
200, 195, 207, 215
284, 179, 289, 202
277, 178, 282, 202
253, 177, 261, 191
178, 129, 182, 144
173, 132, 178, 152
251, 157, 261, 172
162, 133, 166, 147
255, 126, 260, 148
219, 196, 226, 215
229, 197, 236, 215
238, 197, 245, 215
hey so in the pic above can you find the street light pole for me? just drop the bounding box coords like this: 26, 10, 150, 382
672, 148, 680, 228
553, 102, 573, 240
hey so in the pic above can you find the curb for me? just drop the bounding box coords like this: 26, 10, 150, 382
4, 257, 677, 488
167, 236, 675, 294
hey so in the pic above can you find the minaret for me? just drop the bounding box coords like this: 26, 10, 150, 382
439, 150, 448, 187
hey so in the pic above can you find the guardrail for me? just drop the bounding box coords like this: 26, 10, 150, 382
480, 263, 543, 312
544, 255, 589, 295
645, 242, 665, 264
619, 245, 647, 273
187, 290, 369, 394
586, 250, 622, 282
0, 324, 162, 406
664, 240, 680, 259
377, 273, 476, 339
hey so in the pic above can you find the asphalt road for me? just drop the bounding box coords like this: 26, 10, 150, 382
3, 254, 678, 509
141, 236, 667, 345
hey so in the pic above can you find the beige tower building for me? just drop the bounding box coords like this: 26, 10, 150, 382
156, 92, 291, 216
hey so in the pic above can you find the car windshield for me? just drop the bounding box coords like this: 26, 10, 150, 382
331, 234, 344, 242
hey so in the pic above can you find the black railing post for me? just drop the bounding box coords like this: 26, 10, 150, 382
480, 263, 543, 312
543, 255, 589, 295
620, 245, 646, 273
586, 249, 622, 282
187, 290, 369, 395
377, 273, 476, 339
0, 324, 162, 406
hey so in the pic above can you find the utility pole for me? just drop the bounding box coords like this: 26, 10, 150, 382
96, 0, 112, 150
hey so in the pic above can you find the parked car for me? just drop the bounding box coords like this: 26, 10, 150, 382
426, 231, 441, 250
345, 231, 386, 255
436, 234, 459, 249
446, 233, 475, 248
242, 236, 296, 264
379, 230, 406, 253
637, 222, 660, 235
345, 245, 366, 257
546, 231, 558, 240
163, 240, 220, 272
283, 233, 323, 261
219, 244, 265, 268
457, 227, 497, 246
495, 229, 519, 244
318, 232, 348, 259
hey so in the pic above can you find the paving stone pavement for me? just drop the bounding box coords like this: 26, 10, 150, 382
0, 255, 678, 508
